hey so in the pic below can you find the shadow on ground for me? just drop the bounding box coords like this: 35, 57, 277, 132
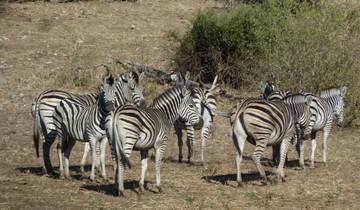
16, 165, 94, 180
202, 171, 275, 185
81, 180, 152, 196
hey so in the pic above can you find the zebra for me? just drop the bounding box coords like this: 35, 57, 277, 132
106, 73, 202, 196
218, 96, 313, 185
272, 93, 318, 168
174, 75, 218, 164
307, 87, 347, 168
53, 74, 118, 180
269, 87, 347, 168
31, 71, 144, 176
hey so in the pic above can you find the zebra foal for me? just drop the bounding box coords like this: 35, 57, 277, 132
106, 74, 202, 196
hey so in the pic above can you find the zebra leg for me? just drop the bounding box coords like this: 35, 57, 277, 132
89, 139, 97, 181
63, 138, 76, 180
174, 123, 183, 163
252, 138, 268, 184
200, 125, 210, 164
115, 159, 125, 196
186, 126, 195, 164
310, 131, 317, 168
155, 143, 167, 193
43, 133, 57, 175
57, 142, 64, 179
322, 120, 332, 166
296, 139, 305, 168
95, 140, 101, 174
139, 150, 149, 192
80, 142, 90, 174
277, 136, 291, 182
271, 145, 280, 167
232, 128, 246, 187
100, 137, 108, 180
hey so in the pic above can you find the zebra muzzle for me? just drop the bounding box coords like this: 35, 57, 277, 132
193, 118, 204, 130
105, 102, 115, 112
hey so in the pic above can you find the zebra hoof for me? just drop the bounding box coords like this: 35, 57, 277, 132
261, 178, 268, 185
115, 190, 125, 197
157, 186, 163, 193
65, 175, 72, 181
309, 165, 315, 169
237, 181, 244, 187
323, 162, 328, 167
139, 185, 145, 193
89, 175, 96, 182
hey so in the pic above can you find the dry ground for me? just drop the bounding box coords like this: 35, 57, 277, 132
0, 0, 360, 209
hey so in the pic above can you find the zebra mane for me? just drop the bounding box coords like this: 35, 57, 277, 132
320, 87, 342, 97
152, 86, 182, 107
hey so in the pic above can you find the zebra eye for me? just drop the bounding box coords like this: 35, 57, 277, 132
189, 104, 194, 108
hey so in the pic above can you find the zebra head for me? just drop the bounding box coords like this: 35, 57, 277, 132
178, 86, 203, 127
259, 81, 276, 100
116, 71, 145, 106
301, 95, 315, 137
320, 86, 347, 126
99, 73, 117, 112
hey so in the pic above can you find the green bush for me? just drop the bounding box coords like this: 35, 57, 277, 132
174, 0, 360, 126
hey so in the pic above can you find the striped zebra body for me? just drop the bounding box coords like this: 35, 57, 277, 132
107, 84, 202, 196
174, 76, 217, 164
32, 90, 97, 174
229, 97, 313, 185
308, 87, 346, 168
32, 71, 144, 177
53, 74, 117, 180
272, 94, 317, 167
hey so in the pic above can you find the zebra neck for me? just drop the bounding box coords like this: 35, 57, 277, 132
97, 101, 108, 129
153, 87, 182, 125
322, 95, 338, 112
115, 84, 127, 106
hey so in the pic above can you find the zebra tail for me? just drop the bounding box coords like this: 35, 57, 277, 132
32, 98, 41, 158
111, 114, 132, 169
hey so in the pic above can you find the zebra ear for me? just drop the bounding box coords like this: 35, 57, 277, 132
175, 72, 185, 87
102, 72, 111, 83
210, 75, 218, 91
185, 71, 190, 82
181, 86, 190, 97
139, 72, 145, 82
107, 74, 114, 86
305, 95, 313, 106
341, 86, 347, 96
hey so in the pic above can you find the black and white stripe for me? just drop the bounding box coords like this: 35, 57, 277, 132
106, 77, 202, 196
174, 76, 218, 164
31, 71, 144, 177
221, 96, 313, 185
272, 94, 318, 168
53, 74, 117, 180
308, 86, 347, 167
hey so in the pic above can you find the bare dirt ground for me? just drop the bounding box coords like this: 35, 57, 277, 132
0, 0, 360, 209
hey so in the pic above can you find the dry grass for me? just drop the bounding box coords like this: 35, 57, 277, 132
0, 0, 359, 209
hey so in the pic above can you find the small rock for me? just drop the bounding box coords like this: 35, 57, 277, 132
131, 24, 136, 30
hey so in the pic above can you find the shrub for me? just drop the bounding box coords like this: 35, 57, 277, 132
174, 0, 360, 126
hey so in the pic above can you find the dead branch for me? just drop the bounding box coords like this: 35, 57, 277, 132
112, 60, 241, 100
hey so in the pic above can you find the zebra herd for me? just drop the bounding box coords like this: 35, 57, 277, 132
31, 71, 346, 195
